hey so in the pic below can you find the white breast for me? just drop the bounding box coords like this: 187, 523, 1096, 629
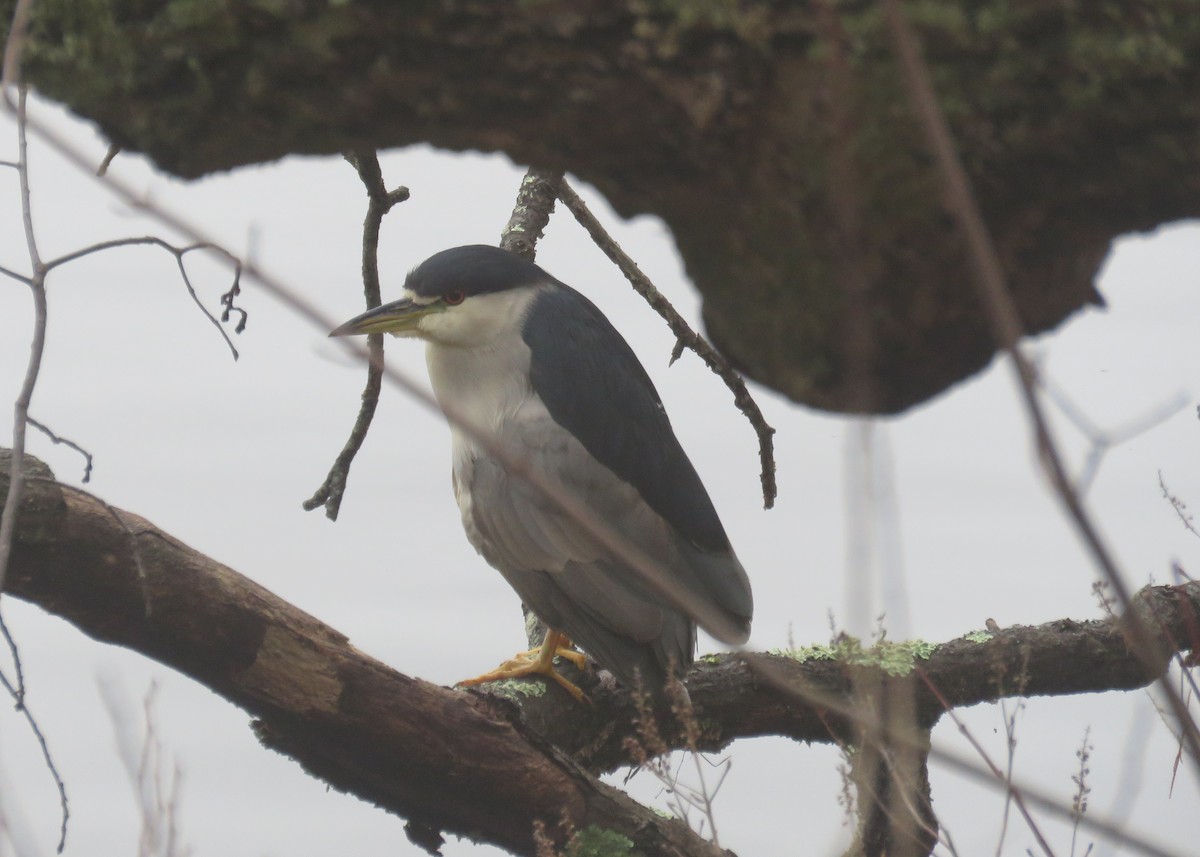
427, 336, 537, 469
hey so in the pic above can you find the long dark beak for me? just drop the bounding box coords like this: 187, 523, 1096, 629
329, 297, 443, 337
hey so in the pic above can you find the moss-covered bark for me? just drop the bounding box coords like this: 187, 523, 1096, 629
5, 0, 1197, 411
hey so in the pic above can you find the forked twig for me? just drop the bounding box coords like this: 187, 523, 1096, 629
28, 417, 93, 483
303, 151, 408, 520
45, 236, 246, 359
556, 180, 778, 509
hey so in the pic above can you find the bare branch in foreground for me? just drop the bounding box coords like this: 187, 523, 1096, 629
303, 151, 408, 520
879, 0, 1200, 780
3, 450, 1197, 857
26, 418, 92, 483
556, 180, 778, 510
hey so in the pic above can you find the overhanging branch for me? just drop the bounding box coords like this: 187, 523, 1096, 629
5, 2, 1197, 412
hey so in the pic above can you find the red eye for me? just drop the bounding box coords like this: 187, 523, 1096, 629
444, 289, 466, 306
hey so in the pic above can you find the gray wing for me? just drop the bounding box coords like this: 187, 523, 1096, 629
521, 284, 752, 640
456, 409, 698, 690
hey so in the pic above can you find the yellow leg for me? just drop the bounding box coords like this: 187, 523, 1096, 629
457, 629, 589, 702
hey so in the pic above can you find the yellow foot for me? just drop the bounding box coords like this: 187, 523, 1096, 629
457, 630, 590, 703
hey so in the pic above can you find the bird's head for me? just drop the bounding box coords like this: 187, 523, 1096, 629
330, 245, 550, 348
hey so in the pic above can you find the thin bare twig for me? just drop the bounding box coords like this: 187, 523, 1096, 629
1159, 472, 1199, 540
27, 417, 93, 482
919, 670, 1058, 857
0, 261, 32, 283
880, 0, 1200, 782
44, 236, 246, 360
0, 660, 69, 852
0, 608, 22, 703
303, 151, 408, 520
993, 700, 1023, 857
1070, 728, 1093, 857
556, 180, 778, 510
0, 85, 46, 638
0, 85, 72, 856
96, 143, 120, 176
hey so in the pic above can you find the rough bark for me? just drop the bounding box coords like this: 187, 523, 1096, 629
4, 1, 1197, 413
3, 451, 1198, 854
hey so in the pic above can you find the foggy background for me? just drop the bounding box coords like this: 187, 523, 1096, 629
1, 97, 1197, 856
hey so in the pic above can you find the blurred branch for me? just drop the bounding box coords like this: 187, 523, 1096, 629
3, 450, 1196, 856
880, 0, 1200, 782
303, 151, 408, 520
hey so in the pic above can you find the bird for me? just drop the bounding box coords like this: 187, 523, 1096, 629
330, 244, 752, 702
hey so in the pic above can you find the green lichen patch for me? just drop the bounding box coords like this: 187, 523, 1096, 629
775, 638, 936, 676
964, 630, 994, 644
768, 644, 838, 662
564, 826, 635, 857
474, 677, 547, 701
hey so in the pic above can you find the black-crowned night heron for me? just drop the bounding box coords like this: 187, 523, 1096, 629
331, 245, 752, 701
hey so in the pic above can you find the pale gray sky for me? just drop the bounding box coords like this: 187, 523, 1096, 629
1, 97, 1197, 857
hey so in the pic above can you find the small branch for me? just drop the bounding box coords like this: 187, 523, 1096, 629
499, 168, 563, 259
0, 262, 32, 284
303, 151, 408, 520
27, 417, 93, 483
0, 86, 46, 615
556, 180, 778, 509
992, 699, 1023, 857
917, 669, 1056, 857
1159, 472, 1200, 540
44, 237, 246, 360
0, 88, 68, 852
96, 143, 120, 176
0, 643, 69, 853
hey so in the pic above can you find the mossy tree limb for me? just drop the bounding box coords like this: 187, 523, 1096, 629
4, 1, 1196, 412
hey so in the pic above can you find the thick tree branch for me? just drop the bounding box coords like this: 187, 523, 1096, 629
2, 450, 1198, 852
0, 451, 727, 857
4, 2, 1196, 413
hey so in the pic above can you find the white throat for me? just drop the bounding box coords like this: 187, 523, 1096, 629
423, 286, 546, 470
